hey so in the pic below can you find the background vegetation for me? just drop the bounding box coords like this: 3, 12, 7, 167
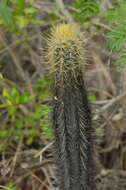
0, 0, 126, 189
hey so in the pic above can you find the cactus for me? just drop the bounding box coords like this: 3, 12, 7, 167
47, 23, 96, 190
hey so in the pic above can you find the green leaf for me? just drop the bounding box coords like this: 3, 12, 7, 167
0, 130, 8, 138
0, 0, 13, 25
17, 0, 25, 10
106, 21, 126, 50
105, 2, 126, 70
15, 15, 29, 28
115, 49, 126, 70
26, 128, 38, 145
10, 87, 20, 104
6, 183, 16, 190
8, 106, 17, 118
106, 38, 125, 50
72, 0, 100, 21
42, 121, 53, 138
105, 2, 126, 24
88, 94, 96, 101
23, 115, 37, 127
2, 88, 12, 105
15, 120, 23, 128
35, 76, 52, 101
120, 49, 126, 56
3, 88, 10, 99
20, 91, 35, 104
31, 105, 51, 119
24, 7, 38, 15
52, 4, 60, 13
30, 19, 44, 24
0, 144, 6, 152
10, 0, 19, 3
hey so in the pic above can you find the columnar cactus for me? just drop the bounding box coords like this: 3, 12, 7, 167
47, 23, 96, 190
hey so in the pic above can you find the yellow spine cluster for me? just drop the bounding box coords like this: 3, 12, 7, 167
47, 23, 86, 80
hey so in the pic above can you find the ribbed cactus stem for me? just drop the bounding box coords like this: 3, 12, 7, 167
47, 23, 96, 190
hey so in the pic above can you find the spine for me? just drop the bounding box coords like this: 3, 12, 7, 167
47, 23, 96, 190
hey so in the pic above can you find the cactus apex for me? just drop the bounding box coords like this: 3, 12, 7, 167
51, 23, 79, 42
47, 23, 87, 78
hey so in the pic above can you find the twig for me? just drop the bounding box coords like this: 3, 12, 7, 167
55, 0, 73, 22
0, 185, 13, 190
99, 92, 126, 113
42, 167, 54, 189
34, 141, 54, 162
91, 51, 117, 95
16, 160, 53, 184
10, 136, 23, 177
0, 32, 26, 81
21, 160, 54, 171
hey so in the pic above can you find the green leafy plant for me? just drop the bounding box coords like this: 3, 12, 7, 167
34, 76, 52, 101
72, 0, 100, 22
5, 183, 16, 190
88, 93, 96, 102
105, 1, 126, 70
0, 0, 42, 31
1, 86, 34, 119
47, 4, 60, 20
0, 76, 53, 151
0, 183, 16, 190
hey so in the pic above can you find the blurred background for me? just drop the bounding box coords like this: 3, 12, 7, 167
0, 0, 126, 189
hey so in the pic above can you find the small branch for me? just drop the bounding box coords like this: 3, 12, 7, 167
99, 92, 126, 113
55, 0, 73, 22
34, 141, 54, 162
10, 136, 23, 177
